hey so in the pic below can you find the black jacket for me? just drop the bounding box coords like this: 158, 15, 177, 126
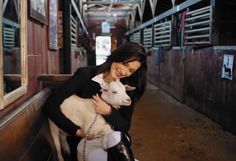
43, 66, 136, 135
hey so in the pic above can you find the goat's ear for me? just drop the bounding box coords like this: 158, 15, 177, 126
125, 85, 136, 91
101, 83, 109, 92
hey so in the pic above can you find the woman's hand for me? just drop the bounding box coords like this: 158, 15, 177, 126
92, 94, 112, 115
76, 129, 95, 140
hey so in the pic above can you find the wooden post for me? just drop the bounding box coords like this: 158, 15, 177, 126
62, 0, 71, 73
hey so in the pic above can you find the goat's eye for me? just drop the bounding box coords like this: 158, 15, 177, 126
112, 91, 117, 94
103, 89, 108, 92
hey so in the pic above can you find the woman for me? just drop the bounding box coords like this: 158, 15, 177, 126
43, 42, 147, 161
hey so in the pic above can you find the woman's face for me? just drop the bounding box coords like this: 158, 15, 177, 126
108, 60, 141, 80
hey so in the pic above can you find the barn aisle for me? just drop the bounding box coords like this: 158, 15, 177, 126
130, 83, 236, 161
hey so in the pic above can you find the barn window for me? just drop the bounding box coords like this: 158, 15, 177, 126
0, 0, 28, 109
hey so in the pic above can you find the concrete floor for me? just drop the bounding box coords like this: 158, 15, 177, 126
130, 84, 236, 161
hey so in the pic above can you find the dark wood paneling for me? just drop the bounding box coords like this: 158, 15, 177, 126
184, 48, 220, 120
41, 25, 48, 73
21, 125, 57, 161
159, 49, 184, 102
48, 51, 60, 74
148, 46, 236, 134
0, 89, 57, 161
148, 48, 184, 102
38, 74, 72, 88
27, 21, 34, 55
27, 56, 38, 96
184, 47, 236, 134
147, 49, 160, 87
33, 24, 43, 56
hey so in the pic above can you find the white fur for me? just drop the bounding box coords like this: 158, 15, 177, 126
49, 79, 135, 161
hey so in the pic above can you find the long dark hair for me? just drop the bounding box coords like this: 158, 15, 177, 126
97, 42, 148, 101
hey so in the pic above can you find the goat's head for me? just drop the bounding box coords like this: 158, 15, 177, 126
100, 80, 135, 109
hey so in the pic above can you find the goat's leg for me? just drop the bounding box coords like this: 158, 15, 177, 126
59, 132, 71, 159
49, 119, 64, 161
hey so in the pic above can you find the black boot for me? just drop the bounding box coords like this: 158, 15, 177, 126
107, 132, 135, 161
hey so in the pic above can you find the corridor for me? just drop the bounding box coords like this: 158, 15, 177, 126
130, 84, 236, 161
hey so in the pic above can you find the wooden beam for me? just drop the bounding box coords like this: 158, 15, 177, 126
84, 0, 142, 5
3, 0, 8, 13
38, 74, 72, 82
87, 8, 133, 12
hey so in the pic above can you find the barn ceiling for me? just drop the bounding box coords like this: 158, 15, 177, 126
82, 0, 141, 18
75, 0, 180, 31
77, 0, 143, 29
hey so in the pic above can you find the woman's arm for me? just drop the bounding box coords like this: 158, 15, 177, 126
92, 94, 137, 133
43, 91, 80, 134
43, 67, 94, 135
103, 103, 135, 132
92, 85, 140, 133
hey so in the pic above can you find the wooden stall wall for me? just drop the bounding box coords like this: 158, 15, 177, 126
147, 49, 160, 87
184, 47, 236, 133
0, 89, 57, 161
130, 0, 236, 135
148, 46, 236, 134
1, 0, 60, 160
27, 20, 60, 97
1, 0, 60, 115
147, 48, 184, 102
159, 49, 184, 102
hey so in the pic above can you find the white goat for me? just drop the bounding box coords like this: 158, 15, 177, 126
49, 79, 135, 161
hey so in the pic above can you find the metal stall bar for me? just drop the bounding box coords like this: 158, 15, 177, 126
184, 5, 212, 45
126, 0, 202, 36
70, 15, 77, 47
130, 31, 141, 44
3, 27, 15, 48
143, 27, 152, 49
154, 20, 171, 47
